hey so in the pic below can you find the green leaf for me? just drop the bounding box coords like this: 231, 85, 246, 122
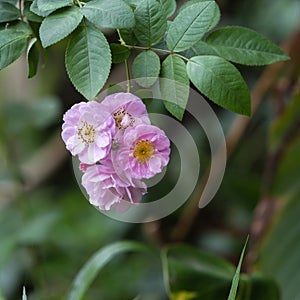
119, 28, 137, 45
133, 0, 167, 46
186, 55, 251, 116
206, 26, 290, 65
39, 6, 83, 48
110, 43, 130, 64
30, 3, 52, 17
179, 0, 214, 12
227, 236, 249, 300
23, 1, 43, 22
0, 0, 17, 4
26, 37, 39, 78
167, 1, 220, 52
182, 40, 218, 58
36, 0, 72, 12
158, 0, 176, 18
8, 21, 32, 34
30, 0, 55, 17
65, 21, 111, 100
160, 55, 189, 120
106, 83, 126, 95
0, 27, 31, 70
134, 89, 153, 100
122, 0, 141, 7
66, 241, 153, 300
81, 0, 135, 29
0, 2, 20, 22
132, 50, 160, 88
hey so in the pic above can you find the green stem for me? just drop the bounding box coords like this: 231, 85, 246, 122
173, 52, 190, 62
122, 43, 190, 62
18, 0, 24, 21
117, 29, 125, 45
116, 30, 190, 90
125, 58, 131, 93
75, 0, 84, 8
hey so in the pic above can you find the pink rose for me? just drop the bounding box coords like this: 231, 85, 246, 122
114, 124, 170, 179
101, 93, 150, 131
82, 160, 147, 211
61, 101, 115, 164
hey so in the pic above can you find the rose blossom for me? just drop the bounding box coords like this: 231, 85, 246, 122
81, 159, 147, 211
61, 101, 115, 164
113, 124, 170, 179
100, 92, 150, 131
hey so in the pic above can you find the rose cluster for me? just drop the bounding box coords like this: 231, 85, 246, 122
61, 93, 170, 211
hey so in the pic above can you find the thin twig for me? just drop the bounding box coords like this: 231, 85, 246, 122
125, 58, 131, 92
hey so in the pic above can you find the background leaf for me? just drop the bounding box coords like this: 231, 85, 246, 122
39, 6, 83, 48
238, 274, 280, 300
269, 93, 300, 152
161, 244, 235, 300
65, 22, 111, 100
66, 241, 154, 300
162, 244, 280, 300
258, 188, 300, 299
1, 95, 62, 131
36, 0, 72, 12
166, 1, 220, 52
132, 50, 160, 88
0, 2, 20, 22
160, 55, 190, 120
110, 43, 130, 64
133, 0, 167, 46
81, 0, 135, 29
206, 26, 289, 65
253, 91, 300, 300
26, 37, 39, 78
186, 55, 251, 116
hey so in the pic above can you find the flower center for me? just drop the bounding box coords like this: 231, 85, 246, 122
132, 139, 155, 163
78, 121, 95, 144
113, 107, 134, 130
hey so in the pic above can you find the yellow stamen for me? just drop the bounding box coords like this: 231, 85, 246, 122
77, 121, 95, 144
132, 139, 155, 163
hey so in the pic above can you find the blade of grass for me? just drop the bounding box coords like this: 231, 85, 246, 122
227, 236, 249, 300
22, 286, 27, 300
